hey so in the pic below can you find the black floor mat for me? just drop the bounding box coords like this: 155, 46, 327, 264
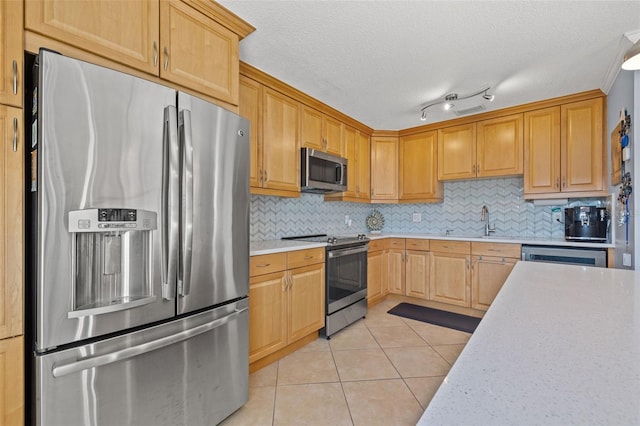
387, 303, 481, 333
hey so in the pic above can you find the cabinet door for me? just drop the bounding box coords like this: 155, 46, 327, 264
288, 263, 325, 343
387, 249, 405, 294
370, 136, 398, 201
437, 124, 476, 180
300, 106, 324, 151
356, 131, 371, 199
399, 131, 442, 202
324, 116, 343, 156
0, 0, 22, 107
0, 336, 23, 425
405, 250, 429, 299
239, 76, 262, 189
524, 107, 561, 194
160, 0, 239, 104
471, 256, 517, 311
249, 272, 287, 363
262, 87, 300, 193
429, 252, 470, 307
367, 250, 386, 303
476, 114, 523, 178
26, 0, 159, 75
561, 98, 604, 192
342, 126, 358, 197
0, 107, 23, 339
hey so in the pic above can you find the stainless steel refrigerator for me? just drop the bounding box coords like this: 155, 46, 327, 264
26, 50, 249, 425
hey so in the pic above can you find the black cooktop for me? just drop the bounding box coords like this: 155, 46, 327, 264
282, 233, 369, 246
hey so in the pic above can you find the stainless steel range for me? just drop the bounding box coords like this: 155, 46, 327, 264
282, 234, 369, 337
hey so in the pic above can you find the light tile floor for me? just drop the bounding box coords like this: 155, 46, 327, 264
222, 297, 473, 426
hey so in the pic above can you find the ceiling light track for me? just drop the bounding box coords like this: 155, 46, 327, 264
420, 87, 494, 121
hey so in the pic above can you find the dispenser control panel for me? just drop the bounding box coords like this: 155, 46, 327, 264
68, 208, 157, 232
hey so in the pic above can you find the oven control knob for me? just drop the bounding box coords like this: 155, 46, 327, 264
357, 234, 366, 240
327, 237, 337, 244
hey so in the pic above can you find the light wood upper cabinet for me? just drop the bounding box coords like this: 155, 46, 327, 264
524, 106, 561, 194
239, 76, 262, 189
160, 0, 239, 105
261, 87, 300, 195
300, 106, 343, 156
524, 97, 605, 198
26, 0, 248, 105
0, 0, 22, 108
0, 106, 23, 340
438, 115, 523, 181
438, 124, 476, 180
399, 131, 443, 202
561, 98, 604, 192
370, 136, 399, 202
26, 0, 160, 75
356, 131, 371, 198
0, 336, 23, 425
341, 126, 358, 197
476, 113, 523, 178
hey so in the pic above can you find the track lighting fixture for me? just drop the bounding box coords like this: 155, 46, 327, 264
419, 87, 494, 121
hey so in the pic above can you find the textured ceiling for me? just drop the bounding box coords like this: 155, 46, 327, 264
219, 1, 640, 130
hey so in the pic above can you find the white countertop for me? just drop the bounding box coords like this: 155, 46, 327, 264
418, 261, 640, 425
251, 233, 612, 256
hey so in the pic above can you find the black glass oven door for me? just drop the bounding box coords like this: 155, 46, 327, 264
326, 245, 367, 314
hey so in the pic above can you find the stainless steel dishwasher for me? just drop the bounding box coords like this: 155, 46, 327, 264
521, 245, 607, 268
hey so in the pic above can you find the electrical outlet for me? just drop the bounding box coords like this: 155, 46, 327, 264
412, 213, 422, 222
552, 211, 562, 223
623, 252, 632, 267
344, 215, 350, 225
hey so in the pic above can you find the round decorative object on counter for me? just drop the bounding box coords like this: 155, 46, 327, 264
366, 209, 385, 233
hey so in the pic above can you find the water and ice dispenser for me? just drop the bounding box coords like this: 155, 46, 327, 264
68, 208, 157, 317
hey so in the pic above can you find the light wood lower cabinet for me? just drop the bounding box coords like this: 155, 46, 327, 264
470, 242, 520, 311
386, 239, 406, 294
249, 248, 324, 364
405, 250, 429, 299
429, 240, 471, 307
367, 239, 388, 305
0, 336, 23, 425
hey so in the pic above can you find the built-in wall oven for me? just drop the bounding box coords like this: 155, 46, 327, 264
282, 234, 368, 337
521, 245, 607, 268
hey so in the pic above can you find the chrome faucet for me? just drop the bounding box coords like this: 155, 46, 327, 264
480, 205, 496, 237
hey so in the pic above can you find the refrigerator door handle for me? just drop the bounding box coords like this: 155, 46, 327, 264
162, 105, 179, 300
52, 307, 248, 378
178, 109, 194, 297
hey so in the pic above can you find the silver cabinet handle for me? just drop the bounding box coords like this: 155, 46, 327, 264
52, 307, 248, 378
12, 117, 18, 152
164, 46, 169, 70
12, 60, 17, 95
178, 109, 194, 297
556, 177, 560, 189
161, 106, 180, 300
153, 42, 158, 67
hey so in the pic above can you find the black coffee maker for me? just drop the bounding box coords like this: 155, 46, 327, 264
564, 206, 608, 242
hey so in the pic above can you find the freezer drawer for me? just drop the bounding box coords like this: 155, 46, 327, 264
35, 299, 249, 426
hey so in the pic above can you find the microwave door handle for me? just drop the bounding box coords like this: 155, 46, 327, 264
336, 164, 342, 183
178, 109, 194, 297
162, 106, 179, 300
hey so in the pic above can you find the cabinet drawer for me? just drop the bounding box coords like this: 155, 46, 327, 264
287, 248, 325, 269
405, 238, 430, 251
471, 242, 521, 258
250, 253, 287, 276
368, 239, 388, 252
388, 238, 406, 250
430, 240, 470, 254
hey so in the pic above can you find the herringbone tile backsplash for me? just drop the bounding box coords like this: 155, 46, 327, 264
250, 177, 609, 241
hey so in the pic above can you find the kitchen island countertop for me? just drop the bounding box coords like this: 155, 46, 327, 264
418, 261, 640, 425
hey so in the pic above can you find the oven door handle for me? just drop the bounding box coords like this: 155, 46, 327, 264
328, 245, 368, 258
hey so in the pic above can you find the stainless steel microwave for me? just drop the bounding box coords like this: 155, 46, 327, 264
300, 148, 348, 193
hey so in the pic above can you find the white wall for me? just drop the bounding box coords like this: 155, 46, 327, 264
607, 69, 635, 269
